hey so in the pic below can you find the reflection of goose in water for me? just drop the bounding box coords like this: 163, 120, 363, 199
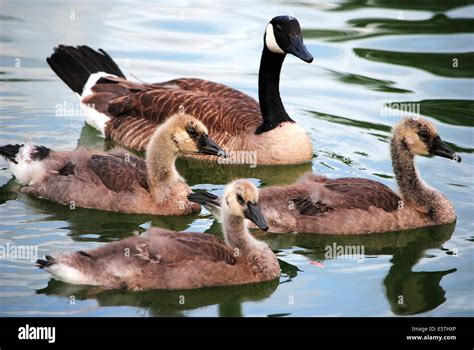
262, 222, 455, 315
176, 158, 313, 187
0, 178, 198, 241
22, 195, 200, 241
0, 177, 20, 205
383, 224, 456, 315
36, 278, 279, 317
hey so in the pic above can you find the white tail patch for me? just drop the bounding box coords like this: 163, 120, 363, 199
9, 143, 46, 185
46, 263, 96, 286
79, 72, 117, 136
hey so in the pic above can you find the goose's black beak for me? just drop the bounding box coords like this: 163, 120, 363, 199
287, 35, 313, 63
244, 202, 269, 231
198, 134, 225, 157
431, 136, 461, 163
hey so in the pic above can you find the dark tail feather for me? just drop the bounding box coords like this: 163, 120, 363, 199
0, 144, 22, 163
36, 255, 56, 269
47, 45, 125, 94
188, 190, 220, 206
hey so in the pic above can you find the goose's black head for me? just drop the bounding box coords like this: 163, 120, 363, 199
264, 15, 313, 63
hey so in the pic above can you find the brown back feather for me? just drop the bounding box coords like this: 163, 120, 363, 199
80, 228, 237, 266
83, 76, 262, 151
293, 177, 400, 215
88, 154, 148, 192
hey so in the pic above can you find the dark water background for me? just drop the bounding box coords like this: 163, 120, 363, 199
0, 0, 473, 316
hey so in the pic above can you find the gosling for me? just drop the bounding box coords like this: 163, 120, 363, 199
0, 113, 224, 215
36, 180, 280, 290
189, 117, 462, 234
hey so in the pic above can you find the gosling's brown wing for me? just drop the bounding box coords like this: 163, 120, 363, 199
169, 232, 237, 265
293, 177, 401, 215
136, 228, 237, 265
88, 154, 148, 193
292, 198, 329, 215
57, 161, 76, 176
107, 149, 148, 178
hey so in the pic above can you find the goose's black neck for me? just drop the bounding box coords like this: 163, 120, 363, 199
256, 46, 294, 134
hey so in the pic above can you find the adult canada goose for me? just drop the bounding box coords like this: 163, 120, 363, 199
46, 16, 314, 165
36, 180, 280, 290
189, 117, 462, 234
0, 114, 223, 215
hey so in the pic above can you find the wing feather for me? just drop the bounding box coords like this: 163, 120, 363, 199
82, 77, 262, 151
88, 154, 148, 192
114, 229, 237, 265
293, 177, 400, 216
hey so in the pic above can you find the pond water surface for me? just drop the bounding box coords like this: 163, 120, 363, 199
0, 0, 473, 316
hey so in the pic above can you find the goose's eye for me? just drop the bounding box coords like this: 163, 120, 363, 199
187, 126, 198, 138
236, 194, 245, 205
275, 24, 282, 32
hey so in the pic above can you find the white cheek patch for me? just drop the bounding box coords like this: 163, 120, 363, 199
265, 24, 285, 54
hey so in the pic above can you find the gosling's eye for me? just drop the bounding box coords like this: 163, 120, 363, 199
418, 130, 429, 142
236, 194, 245, 205
187, 126, 198, 138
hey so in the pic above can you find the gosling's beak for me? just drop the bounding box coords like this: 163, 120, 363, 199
198, 134, 225, 157
431, 136, 461, 163
244, 202, 269, 231
286, 34, 313, 63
